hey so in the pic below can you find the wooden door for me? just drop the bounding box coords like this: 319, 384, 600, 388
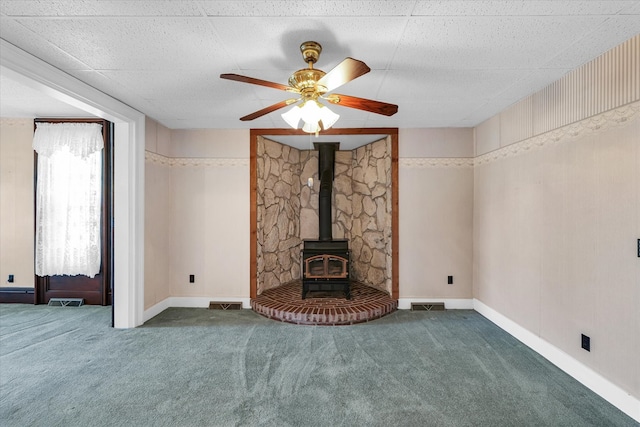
34, 118, 113, 306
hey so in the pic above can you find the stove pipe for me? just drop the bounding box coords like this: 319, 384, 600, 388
315, 143, 338, 241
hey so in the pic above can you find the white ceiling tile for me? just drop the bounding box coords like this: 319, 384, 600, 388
317, 71, 388, 105
0, 18, 93, 70
95, 70, 229, 100
379, 68, 529, 103
543, 16, 640, 69
1, 1, 637, 132
210, 17, 408, 71
0, 1, 203, 16
393, 16, 610, 70
621, 2, 640, 13
412, 1, 638, 16
490, 68, 572, 103
11, 17, 227, 71
152, 97, 271, 121
200, 1, 415, 17
390, 98, 489, 127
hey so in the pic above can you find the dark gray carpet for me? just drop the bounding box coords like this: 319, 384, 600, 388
0, 304, 636, 427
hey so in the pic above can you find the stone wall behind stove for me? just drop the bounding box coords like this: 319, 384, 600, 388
257, 136, 392, 295
350, 139, 392, 293
256, 137, 302, 293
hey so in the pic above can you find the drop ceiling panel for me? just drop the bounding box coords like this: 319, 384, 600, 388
325, 71, 387, 100
0, 19, 92, 71
11, 17, 227, 71
488, 68, 574, 105
394, 16, 610, 70
148, 96, 275, 124
384, 98, 488, 128
94, 70, 232, 101
624, 2, 640, 13
0, 0, 203, 16
326, 108, 383, 127
543, 17, 640, 69
209, 17, 408, 71
200, 1, 416, 17
1, 0, 638, 132
218, 68, 307, 107
380, 68, 531, 102
411, 1, 637, 16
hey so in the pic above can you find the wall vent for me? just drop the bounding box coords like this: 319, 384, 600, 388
411, 302, 445, 311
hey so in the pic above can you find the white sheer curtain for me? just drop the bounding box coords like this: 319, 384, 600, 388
33, 122, 104, 278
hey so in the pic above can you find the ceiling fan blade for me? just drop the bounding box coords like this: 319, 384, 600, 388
220, 73, 296, 92
316, 58, 370, 92
240, 99, 299, 121
325, 94, 398, 116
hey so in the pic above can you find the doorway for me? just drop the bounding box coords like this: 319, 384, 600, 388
33, 118, 114, 306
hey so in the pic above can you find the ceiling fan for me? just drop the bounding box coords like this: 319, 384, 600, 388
220, 41, 398, 133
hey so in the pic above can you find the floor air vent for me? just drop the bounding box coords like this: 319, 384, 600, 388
411, 302, 445, 311
209, 302, 242, 310
48, 298, 84, 307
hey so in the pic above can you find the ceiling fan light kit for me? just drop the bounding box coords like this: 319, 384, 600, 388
281, 100, 340, 134
220, 41, 398, 135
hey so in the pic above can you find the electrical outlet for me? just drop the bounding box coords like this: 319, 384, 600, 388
189, 274, 195, 283
581, 334, 590, 352
447, 275, 453, 285
8, 274, 14, 283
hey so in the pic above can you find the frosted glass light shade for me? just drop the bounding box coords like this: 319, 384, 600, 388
281, 105, 303, 128
281, 100, 340, 133
318, 104, 339, 130
300, 100, 321, 123
302, 121, 320, 133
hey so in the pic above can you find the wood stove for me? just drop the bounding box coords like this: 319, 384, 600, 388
302, 239, 350, 299
301, 142, 351, 299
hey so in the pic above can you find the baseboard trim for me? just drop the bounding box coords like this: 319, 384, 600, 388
473, 299, 640, 423
143, 297, 251, 322
398, 298, 473, 310
0, 287, 35, 304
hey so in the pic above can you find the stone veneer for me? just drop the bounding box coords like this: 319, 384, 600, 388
256, 137, 302, 293
349, 139, 392, 293
256, 136, 392, 295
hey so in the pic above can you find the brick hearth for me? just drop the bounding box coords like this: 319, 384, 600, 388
251, 281, 397, 326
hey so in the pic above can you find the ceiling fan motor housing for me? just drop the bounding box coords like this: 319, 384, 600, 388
289, 41, 328, 100
288, 69, 327, 100
300, 41, 322, 64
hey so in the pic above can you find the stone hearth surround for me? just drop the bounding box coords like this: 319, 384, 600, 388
256, 136, 392, 295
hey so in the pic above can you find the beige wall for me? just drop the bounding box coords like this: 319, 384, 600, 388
0, 119, 34, 288
144, 118, 172, 308
144, 124, 250, 309
473, 35, 640, 402
398, 128, 475, 300
474, 103, 639, 400
143, 125, 476, 304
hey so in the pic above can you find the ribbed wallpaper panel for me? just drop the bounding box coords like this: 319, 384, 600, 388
497, 35, 640, 141
500, 96, 533, 147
